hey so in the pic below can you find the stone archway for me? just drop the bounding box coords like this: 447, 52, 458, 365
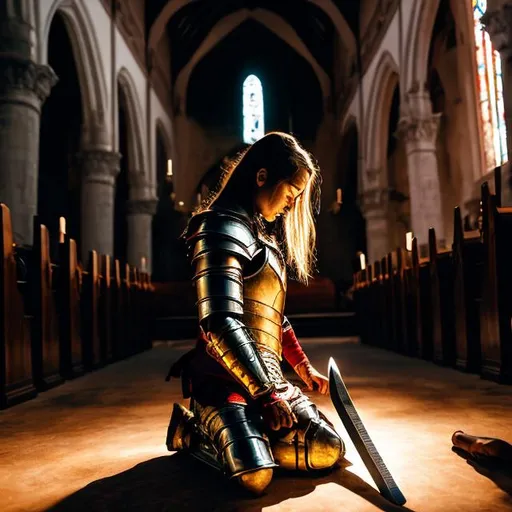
42, 0, 109, 150
38, 11, 82, 257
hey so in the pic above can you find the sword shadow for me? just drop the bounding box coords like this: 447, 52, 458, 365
325, 458, 417, 512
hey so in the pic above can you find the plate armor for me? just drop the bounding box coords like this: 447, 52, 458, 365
166, 205, 344, 493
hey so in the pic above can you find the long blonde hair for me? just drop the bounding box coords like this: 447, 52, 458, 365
194, 132, 321, 283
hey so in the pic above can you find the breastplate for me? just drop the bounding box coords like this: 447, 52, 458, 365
242, 241, 287, 360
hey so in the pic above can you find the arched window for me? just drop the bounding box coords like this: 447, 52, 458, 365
473, 0, 508, 170
243, 74, 264, 143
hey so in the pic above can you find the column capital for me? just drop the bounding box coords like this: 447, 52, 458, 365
0, 56, 57, 102
364, 167, 382, 188
397, 113, 441, 146
126, 198, 158, 216
359, 187, 388, 217
76, 149, 121, 185
481, 3, 512, 60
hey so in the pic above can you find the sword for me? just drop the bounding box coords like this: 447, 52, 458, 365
328, 357, 407, 506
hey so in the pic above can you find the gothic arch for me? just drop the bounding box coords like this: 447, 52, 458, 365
42, 0, 108, 147
148, 0, 356, 74
173, 9, 330, 111
364, 50, 399, 189
117, 67, 146, 188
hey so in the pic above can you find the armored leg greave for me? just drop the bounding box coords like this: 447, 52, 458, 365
166, 390, 344, 495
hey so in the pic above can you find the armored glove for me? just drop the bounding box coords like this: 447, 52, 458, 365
261, 392, 297, 430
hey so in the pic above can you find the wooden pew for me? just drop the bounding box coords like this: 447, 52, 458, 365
479, 182, 512, 383
390, 248, 408, 353
99, 255, 113, 364
452, 206, 483, 373
31, 217, 63, 390
0, 204, 37, 408
370, 260, 386, 348
380, 256, 393, 351
57, 236, 84, 379
404, 237, 424, 357
111, 259, 124, 360
428, 228, 456, 366
123, 263, 134, 356
81, 250, 102, 370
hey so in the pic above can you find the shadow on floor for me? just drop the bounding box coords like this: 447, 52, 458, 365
45, 454, 416, 512
453, 447, 512, 496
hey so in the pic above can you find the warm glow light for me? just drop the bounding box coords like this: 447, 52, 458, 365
197, 193, 201, 205
406, 232, 413, 251
178, 201, 184, 207
359, 253, 366, 270
59, 217, 66, 243
336, 188, 343, 204
141, 257, 147, 273
167, 159, 173, 177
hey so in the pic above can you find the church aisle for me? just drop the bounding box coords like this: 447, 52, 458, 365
0, 338, 511, 512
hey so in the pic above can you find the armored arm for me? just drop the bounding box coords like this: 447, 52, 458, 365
187, 211, 274, 399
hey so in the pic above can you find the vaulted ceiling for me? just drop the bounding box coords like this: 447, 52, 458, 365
143, 0, 369, 138
146, 0, 361, 82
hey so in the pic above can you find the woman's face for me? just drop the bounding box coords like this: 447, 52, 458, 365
255, 168, 310, 222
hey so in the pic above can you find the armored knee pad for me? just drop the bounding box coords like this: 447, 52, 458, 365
272, 404, 345, 472
195, 402, 277, 479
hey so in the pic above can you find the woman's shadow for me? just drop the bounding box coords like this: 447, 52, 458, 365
45, 454, 416, 512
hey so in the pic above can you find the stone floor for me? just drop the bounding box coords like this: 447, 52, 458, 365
0, 337, 511, 512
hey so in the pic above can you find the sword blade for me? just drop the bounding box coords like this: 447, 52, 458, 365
328, 357, 406, 506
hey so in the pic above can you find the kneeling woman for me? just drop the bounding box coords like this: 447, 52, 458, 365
166, 132, 345, 494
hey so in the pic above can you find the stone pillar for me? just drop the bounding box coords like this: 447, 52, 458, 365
398, 91, 445, 254
0, 1, 57, 244
126, 199, 157, 272
77, 150, 120, 261
360, 187, 390, 264
482, 3, 512, 158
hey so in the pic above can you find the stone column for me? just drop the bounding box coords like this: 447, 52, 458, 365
360, 187, 390, 264
77, 150, 120, 262
126, 199, 158, 272
398, 91, 445, 254
482, 3, 512, 158
0, 1, 57, 244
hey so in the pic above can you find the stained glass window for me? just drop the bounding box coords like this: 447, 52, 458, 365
473, 0, 508, 170
243, 74, 264, 144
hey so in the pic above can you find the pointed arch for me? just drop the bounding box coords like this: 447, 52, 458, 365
364, 50, 399, 188
42, 0, 108, 147
117, 67, 146, 183
173, 8, 330, 111
404, 0, 441, 93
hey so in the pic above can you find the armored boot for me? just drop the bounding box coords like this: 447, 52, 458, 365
166, 402, 195, 451
166, 401, 224, 472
